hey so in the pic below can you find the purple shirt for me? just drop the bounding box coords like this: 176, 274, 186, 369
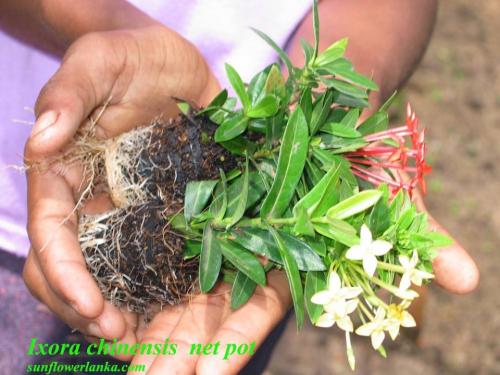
0, 0, 311, 256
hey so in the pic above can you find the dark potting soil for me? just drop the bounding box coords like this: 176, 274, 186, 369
81, 113, 238, 314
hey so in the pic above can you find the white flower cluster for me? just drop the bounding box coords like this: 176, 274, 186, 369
310, 224, 434, 370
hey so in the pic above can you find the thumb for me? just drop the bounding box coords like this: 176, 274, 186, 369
26, 36, 116, 158
413, 193, 479, 294
427, 215, 479, 294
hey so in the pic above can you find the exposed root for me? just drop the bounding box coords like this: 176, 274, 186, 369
79, 202, 198, 314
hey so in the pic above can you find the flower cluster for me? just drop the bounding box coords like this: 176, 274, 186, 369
346, 104, 432, 196
311, 224, 434, 370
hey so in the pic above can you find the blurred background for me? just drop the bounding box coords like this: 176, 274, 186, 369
268, 1, 500, 374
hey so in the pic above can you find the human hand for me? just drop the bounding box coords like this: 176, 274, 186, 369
23, 24, 220, 358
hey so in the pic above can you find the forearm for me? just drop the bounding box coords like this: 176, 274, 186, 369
288, 0, 437, 108
0, 0, 155, 57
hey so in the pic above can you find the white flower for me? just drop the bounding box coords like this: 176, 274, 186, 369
316, 299, 358, 332
346, 224, 393, 277
386, 301, 416, 340
355, 307, 387, 349
394, 288, 419, 300
399, 250, 434, 290
311, 271, 362, 316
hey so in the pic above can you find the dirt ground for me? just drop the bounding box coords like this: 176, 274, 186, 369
268, 1, 500, 374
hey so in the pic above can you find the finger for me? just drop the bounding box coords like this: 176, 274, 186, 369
427, 215, 479, 294
413, 193, 479, 294
196, 271, 291, 375
127, 304, 186, 372
23, 249, 131, 342
27, 165, 104, 319
146, 285, 232, 375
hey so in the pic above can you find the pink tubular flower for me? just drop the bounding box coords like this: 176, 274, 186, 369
346, 103, 432, 196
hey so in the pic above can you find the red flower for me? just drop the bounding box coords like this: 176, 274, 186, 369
346, 104, 432, 196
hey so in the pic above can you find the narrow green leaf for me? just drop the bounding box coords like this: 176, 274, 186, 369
358, 112, 388, 136
324, 65, 378, 90
263, 64, 286, 97
225, 158, 249, 228
321, 123, 361, 138
209, 97, 237, 124
219, 240, 266, 286
314, 38, 348, 66
310, 90, 334, 135
294, 164, 341, 217
214, 113, 249, 142
293, 206, 316, 236
313, 219, 359, 247
231, 271, 257, 310
269, 227, 305, 329
312, 0, 320, 60
183, 240, 202, 259
231, 227, 326, 271
300, 38, 314, 66
327, 190, 383, 220
210, 170, 228, 222
184, 180, 218, 222
379, 91, 398, 112
305, 271, 326, 324
225, 63, 251, 110
247, 95, 279, 118
251, 27, 294, 77
199, 223, 222, 293
261, 107, 309, 218
322, 78, 368, 99
197, 89, 228, 116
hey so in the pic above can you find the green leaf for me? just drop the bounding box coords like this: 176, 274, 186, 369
197, 89, 228, 116
183, 240, 202, 259
251, 27, 294, 77
248, 66, 270, 104
209, 97, 237, 124
305, 271, 326, 324
199, 223, 222, 293
210, 170, 228, 222
224, 158, 249, 228
293, 206, 315, 236
313, 219, 359, 247
312, 0, 320, 60
231, 271, 257, 310
269, 227, 305, 329
214, 112, 249, 142
314, 38, 348, 66
379, 91, 398, 112
310, 90, 334, 135
247, 95, 279, 118
368, 186, 391, 237
321, 123, 361, 138
300, 38, 315, 66
231, 228, 326, 271
327, 190, 383, 220
225, 63, 251, 110
294, 164, 341, 217
322, 78, 368, 99
219, 240, 266, 286
184, 180, 218, 222
326, 65, 378, 90
358, 111, 388, 136
279, 232, 326, 271
260, 107, 309, 218
263, 64, 286, 97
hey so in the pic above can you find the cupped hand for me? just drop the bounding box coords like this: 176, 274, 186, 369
22, 24, 220, 358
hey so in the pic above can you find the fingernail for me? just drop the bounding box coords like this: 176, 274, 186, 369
87, 322, 104, 337
31, 111, 59, 139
